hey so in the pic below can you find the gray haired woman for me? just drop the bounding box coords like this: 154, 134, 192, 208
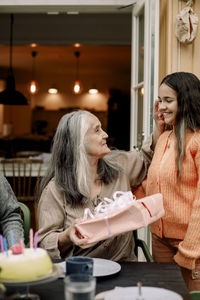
37, 108, 163, 260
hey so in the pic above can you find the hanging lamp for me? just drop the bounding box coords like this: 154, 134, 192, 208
0, 14, 28, 105
72, 50, 83, 95
28, 51, 39, 95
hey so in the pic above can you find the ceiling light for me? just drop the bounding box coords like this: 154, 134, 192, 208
0, 14, 28, 105
88, 88, 99, 95
67, 11, 79, 15
28, 51, 39, 95
48, 88, 58, 95
72, 50, 83, 95
47, 12, 59, 15
74, 43, 81, 48
30, 43, 37, 48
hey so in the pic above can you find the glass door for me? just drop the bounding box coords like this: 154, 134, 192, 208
130, 0, 160, 259
130, 0, 159, 149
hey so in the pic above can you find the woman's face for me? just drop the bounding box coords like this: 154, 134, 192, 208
158, 83, 178, 126
84, 114, 110, 158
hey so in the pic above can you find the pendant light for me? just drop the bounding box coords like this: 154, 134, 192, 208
72, 50, 83, 95
0, 14, 28, 105
28, 51, 39, 95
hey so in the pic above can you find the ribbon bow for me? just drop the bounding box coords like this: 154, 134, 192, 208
83, 191, 136, 221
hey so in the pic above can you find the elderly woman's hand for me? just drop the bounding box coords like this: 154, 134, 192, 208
69, 226, 97, 249
58, 224, 97, 253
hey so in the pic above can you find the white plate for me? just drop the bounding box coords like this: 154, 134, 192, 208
99, 286, 182, 300
93, 258, 121, 277
55, 258, 121, 278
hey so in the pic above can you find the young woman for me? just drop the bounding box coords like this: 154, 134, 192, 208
144, 72, 200, 290
37, 108, 162, 261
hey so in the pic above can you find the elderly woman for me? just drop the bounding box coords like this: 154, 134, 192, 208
37, 108, 163, 260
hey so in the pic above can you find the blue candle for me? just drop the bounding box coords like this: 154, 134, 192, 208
3, 237, 8, 256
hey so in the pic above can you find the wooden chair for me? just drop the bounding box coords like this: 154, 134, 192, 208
16, 151, 42, 158
134, 230, 154, 262
1, 158, 43, 231
190, 291, 200, 300
19, 202, 31, 246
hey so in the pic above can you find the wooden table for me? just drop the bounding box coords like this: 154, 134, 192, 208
5, 262, 191, 300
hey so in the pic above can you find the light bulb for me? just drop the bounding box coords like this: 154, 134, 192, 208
28, 80, 39, 95
73, 80, 82, 94
88, 88, 98, 95
48, 88, 58, 94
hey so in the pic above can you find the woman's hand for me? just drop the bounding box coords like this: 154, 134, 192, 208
153, 100, 165, 133
58, 224, 97, 254
152, 100, 165, 149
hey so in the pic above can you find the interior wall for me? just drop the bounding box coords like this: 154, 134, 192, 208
159, 0, 200, 83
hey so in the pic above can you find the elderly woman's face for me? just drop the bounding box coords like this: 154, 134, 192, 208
84, 114, 110, 158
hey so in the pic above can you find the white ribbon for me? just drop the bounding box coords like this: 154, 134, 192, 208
83, 191, 136, 221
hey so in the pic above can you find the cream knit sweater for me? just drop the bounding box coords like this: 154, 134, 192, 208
145, 130, 200, 270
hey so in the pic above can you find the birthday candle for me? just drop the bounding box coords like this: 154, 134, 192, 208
34, 232, 38, 249
10, 230, 15, 246
29, 228, 33, 248
0, 235, 4, 253
20, 239, 25, 253
3, 237, 8, 256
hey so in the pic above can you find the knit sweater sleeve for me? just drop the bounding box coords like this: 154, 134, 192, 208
174, 133, 200, 270
0, 173, 24, 247
37, 179, 66, 258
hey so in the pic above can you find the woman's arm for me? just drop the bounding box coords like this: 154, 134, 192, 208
37, 180, 94, 258
0, 174, 24, 247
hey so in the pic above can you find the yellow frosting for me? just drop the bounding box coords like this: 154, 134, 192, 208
0, 248, 53, 281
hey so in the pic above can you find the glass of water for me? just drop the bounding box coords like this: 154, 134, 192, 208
64, 274, 96, 300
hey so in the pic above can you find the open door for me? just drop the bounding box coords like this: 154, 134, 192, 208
130, 0, 160, 259
130, 0, 159, 149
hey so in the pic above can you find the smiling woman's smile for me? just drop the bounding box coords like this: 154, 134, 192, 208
158, 83, 178, 126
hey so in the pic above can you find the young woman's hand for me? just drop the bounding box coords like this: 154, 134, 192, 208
152, 100, 165, 149
154, 100, 165, 133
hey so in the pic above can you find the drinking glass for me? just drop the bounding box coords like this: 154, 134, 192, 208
64, 274, 96, 300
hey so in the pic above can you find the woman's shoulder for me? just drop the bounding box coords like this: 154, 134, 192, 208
43, 178, 64, 197
186, 130, 200, 150
109, 149, 137, 160
159, 130, 172, 140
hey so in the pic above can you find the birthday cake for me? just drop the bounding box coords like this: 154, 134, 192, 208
0, 247, 53, 282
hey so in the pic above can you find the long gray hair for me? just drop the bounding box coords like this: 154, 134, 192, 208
38, 110, 120, 206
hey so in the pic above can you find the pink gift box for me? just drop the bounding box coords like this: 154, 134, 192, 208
75, 191, 164, 246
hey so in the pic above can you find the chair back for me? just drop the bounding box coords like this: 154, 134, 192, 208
133, 230, 154, 262
1, 158, 43, 201
19, 202, 31, 245
16, 151, 42, 158
190, 291, 200, 300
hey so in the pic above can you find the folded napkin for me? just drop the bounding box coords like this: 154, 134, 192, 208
75, 191, 164, 246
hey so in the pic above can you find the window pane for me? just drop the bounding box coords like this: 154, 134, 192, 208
138, 7, 144, 83
137, 88, 144, 149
